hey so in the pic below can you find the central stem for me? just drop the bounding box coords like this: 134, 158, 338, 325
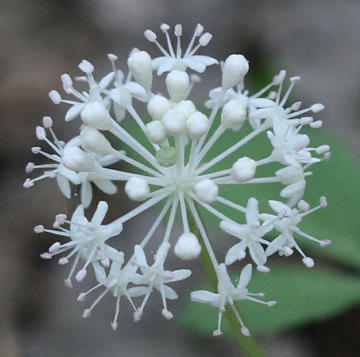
186, 203, 263, 357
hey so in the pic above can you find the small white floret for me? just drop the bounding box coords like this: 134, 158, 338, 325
194, 179, 219, 203
125, 177, 150, 201
42, 116, 53, 128
174, 232, 201, 260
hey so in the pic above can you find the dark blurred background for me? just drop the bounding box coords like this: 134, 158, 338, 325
1, 0, 360, 356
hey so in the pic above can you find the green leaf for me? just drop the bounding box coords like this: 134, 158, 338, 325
179, 265, 360, 335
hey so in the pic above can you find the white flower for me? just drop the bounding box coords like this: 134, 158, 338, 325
191, 264, 276, 336
25, 23, 331, 335
220, 198, 273, 272
79, 258, 145, 330
263, 198, 331, 267
24, 122, 122, 208
132, 242, 191, 320
145, 23, 218, 75
35, 201, 123, 287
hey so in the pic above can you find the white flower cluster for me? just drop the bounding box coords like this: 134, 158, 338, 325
24, 24, 331, 336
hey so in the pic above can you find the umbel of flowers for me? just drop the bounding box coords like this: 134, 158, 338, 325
24, 23, 331, 336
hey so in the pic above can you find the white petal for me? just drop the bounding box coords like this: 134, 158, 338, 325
191, 290, 221, 307
56, 173, 71, 198
190, 55, 218, 66
238, 264, 252, 289
225, 243, 244, 265
246, 198, 259, 226
183, 58, 206, 73
266, 234, 287, 257
251, 98, 275, 108
220, 220, 245, 237
134, 245, 148, 267
81, 179, 93, 208
105, 246, 124, 263
162, 285, 178, 300
280, 180, 305, 198
170, 269, 192, 282
157, 58, 176, 75
124, 82, 147, 102
128, 286, 147, 297
93, 179, 117, 195
93, 263, 107, 283
101, 218, 123, 239
65, 103, 85, 121
155, 242, 170, 266
58, 164, 81, 185
91, 201, 108, 225
99, 71, 115, 90
249, 242, 267, 266
269, 200, 291, 215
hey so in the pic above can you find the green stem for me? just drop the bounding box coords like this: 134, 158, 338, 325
187, 204, 263, 357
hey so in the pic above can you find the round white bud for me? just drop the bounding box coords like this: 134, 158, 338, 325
222, 54, 249, 90
166, 70, 190, 102
194, 179, 219, 203
80, 126, 114, 155
174, 100, 196, 118
146, 121, 167, 144
231, 157, 257, 182
162, 109, 186, 135
174, 233, 201, 260
80, 101, 112, 130
62, 146, 96, 172
125, 177, 150, 201
147, 95, 171, 121
221, 100, 247, 129
186, 112, 209, 138
49, 90, 61, 104
127, 51, 153, 92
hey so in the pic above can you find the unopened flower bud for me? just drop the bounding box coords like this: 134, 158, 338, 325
174, 100, 196, 118
231, 157, 257, 182
147, 95, 171, 121
222, 54, 249, 90
174, 232, 201, 260
155, 146, 177, 167
80, 101, 112, 130
221, 100, 247, 129
125, 177, 150, 201
194, 179, 218, 203
128, 51, 153, 92
186, 111, 209, 138
162, 109, 186, 135
61, 73, 73, 93
62, 146, 96, 172
146, 121, 167, 144
166, 70, 190, 102
80, 126, 114, 155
